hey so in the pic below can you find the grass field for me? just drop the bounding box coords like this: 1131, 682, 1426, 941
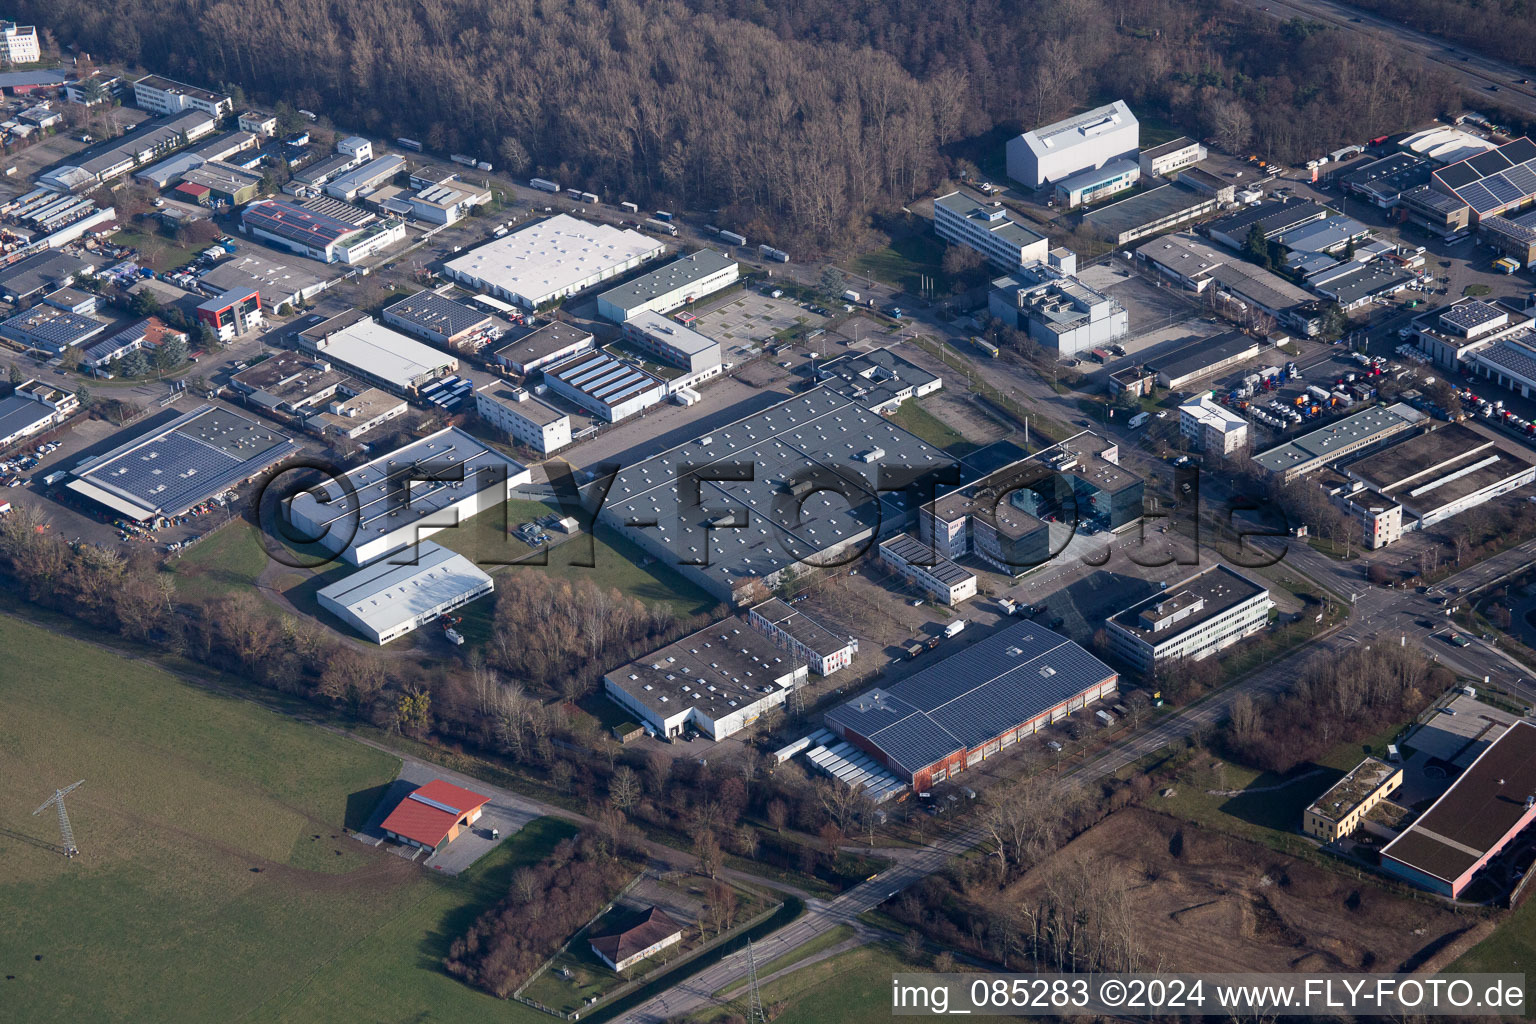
0, 613, 569, 1023
168, 518, 272, 603
715, 924, 854, 997
887, 400, 975, 455
697, 943, 917, 1024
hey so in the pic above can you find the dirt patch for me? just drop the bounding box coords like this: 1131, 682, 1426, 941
1006, 807, 1477, 974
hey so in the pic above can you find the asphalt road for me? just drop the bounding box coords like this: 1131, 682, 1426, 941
1236, 0, 1536, 117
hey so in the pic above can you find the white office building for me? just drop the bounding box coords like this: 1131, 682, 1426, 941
133, 75, 233, 118
1139, 137, 1207, 179
317, 540, 494, 644
474, 382, 572, 454
1179, 395, 1249, 455
1104, 565, 1272, 673
595, 249, 739, 322
1, 21, 39, 63
285, 426, 531, 566
621, 309, 722, 382
933, 191, 1049, 270
443, 214, 664, 309
1006, 100, 1140, 190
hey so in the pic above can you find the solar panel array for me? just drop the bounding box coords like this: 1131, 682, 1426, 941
74, 406, 297, 519
826, 622, 1115, 775
1434, 137, 1536, 216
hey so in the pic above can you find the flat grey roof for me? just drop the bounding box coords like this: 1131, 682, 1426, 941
750, 598, 850, 657
826, 621, 1116, 774
285, 426, 526, 543
1253, 402, 1423, 473
606, 615, 805, 723
0, 250, 93, 299
815, 347, 939, 408
475, 383, 567, 425
492, 320, 592, 368
1342, 423, 1535, 514
1107, 564, 1268, 643
1083, 180, 1213, 236
598, 386, 954, 592
934, 191, 1046, 250
317, 540, 492, 636
1147, 330, 1259, 382
597, 249, 735, 311
0, 394, 55, 442
879, 533, 974, 587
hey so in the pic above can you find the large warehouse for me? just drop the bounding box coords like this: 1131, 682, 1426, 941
68, 404, 299, 521
1102, 565, 1272, 673
1381, 721, 1536, 898
1427, 136, 1536, 225
1006, 100, 1139, 190
603, 616, 811, 741
595, 249, 738, 322
597, 387, 954, 605
295, 309, 458, 395
825, 622, 1118, 792
316, 540, 494, 644
1253, 402, 1424, 482
1333, 423, 1536, 533
542, 350, 668, 422
241, 199, 406, 264
284, 426, 531, 565
443, 214, 664, 309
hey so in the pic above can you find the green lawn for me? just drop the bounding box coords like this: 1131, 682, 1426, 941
1453, 900, 1536, 974
0, 612, 571, 1024
167, 518, 271, 602
697, 943, 919, 1024
117, 226, 208, 271
887, 401, 976, 456
715, 925, 854, 997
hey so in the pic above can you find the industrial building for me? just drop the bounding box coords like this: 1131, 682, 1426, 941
1134, 232, 1231, 291
304, 388, 408, 439
1205, 198, 1332, 250
1082, 179, 1223, 245
229, 349, 360, 414
1333, 423, 1536, 535
177, 161, 263, 206
443, 214, 664, 309
825, 622, 1118, 792
932, 191, 1049, 270
316, 540, 494, 644
988, 267, 1129, 358
596, 249, 739, 322
1427, 136, 1536, 226
199, 252, 329, 310
0, 379, 78, 448
242, 199, 406, 264
1411, 298, 1535, 372
813, 348, 942, 413
284, 426, 531, 566
1381, 721, 1536, 898
1253, 402, 1423, 482
1481, 209, 1536, 268
746, 599, 857, 676
603, 616, 811, 741
1147, 331, 1262, 390
404, 179, 491, 226
133, 75, 233, 118
324, 154, 407, 202
379, 779, 490, 852
1338, 153, 1433, 209
474, 382, 573, 454
1006, 100, 1139, 190
0, 250, 95, 303
1310, 260, 1417, 311
1398, 184, 1474, 237
597, 387, 954, 605
1179, 395, 1249, 455
1054, 159, 1141, 209
381, 290, 495, 348
38, 111, 216, 192
0, 306, 107, 355
1103, 565, 1273, 674
294, 309, 458, 395
541, 350, 667, 423
1139, 137, 1207, 178
878, 532, 978, 605
78, 317, 185, 372
621, 309, 722, 379
1302, 757, 1403, 842
67, 405, 299, 522
491, 321, 594, 375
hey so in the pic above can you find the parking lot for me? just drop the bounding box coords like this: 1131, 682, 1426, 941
690, 290, 829, 353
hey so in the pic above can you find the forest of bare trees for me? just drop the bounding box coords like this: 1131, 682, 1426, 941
21, 0, 1461, 253
1344, 0, 1536, 72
